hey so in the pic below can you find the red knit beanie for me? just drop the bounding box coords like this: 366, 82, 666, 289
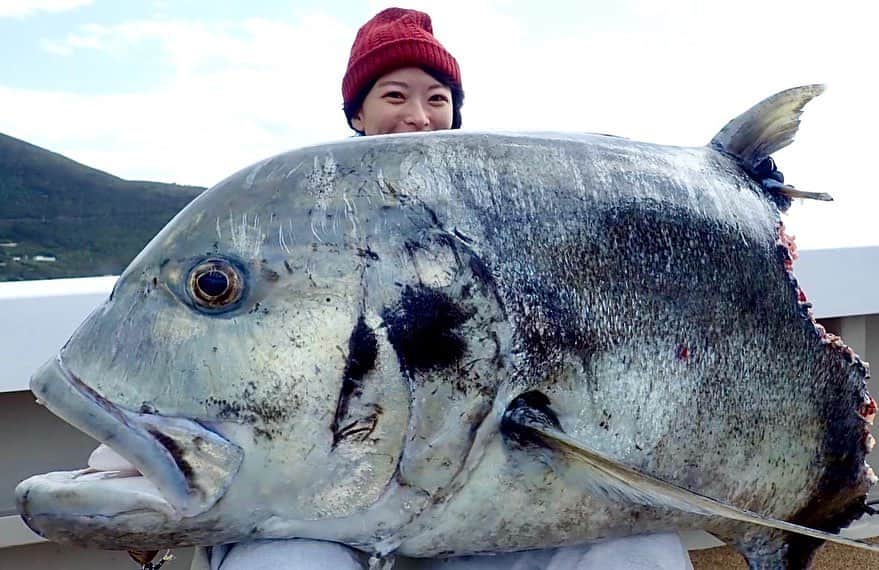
342, 7, 462, 107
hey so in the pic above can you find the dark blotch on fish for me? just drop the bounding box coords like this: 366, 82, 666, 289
149, 429, 195, 481
382, 285, 474, 373
357, 247, 380, 261
501, 391, 563, 448
204, 381, 296, 440
331, 316, 379, 447
343, 317, 378, 381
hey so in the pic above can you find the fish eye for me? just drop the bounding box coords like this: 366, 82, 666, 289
187, 258, 244, 311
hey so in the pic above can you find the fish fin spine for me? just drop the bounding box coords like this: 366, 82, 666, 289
708, 84, 825, 171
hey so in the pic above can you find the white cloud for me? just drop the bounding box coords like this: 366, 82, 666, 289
0, 0, 92, 18
40, 22, 107, 55
3, 13, 355, 185
2, 0, 878, 249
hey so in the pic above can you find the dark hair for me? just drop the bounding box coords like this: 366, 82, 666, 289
343, 68, 464, 135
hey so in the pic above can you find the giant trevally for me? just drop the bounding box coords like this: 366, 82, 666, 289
15, 85, 879, 569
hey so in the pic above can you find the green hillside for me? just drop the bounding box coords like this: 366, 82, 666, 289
0, 133, 205, 281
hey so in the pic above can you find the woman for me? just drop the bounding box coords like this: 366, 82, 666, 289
192, 8, 692, 570
341, 7, 463, 136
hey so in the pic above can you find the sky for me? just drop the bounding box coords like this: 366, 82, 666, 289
1, 0, 877, 250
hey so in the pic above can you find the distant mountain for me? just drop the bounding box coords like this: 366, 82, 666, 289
0, 133, 205, 281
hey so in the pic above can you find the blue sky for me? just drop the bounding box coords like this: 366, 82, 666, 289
1, 0, 877, 249
3, 1, 356, 93
1, 1, 603, 95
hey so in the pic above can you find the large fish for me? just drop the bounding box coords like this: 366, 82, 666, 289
15, 85, 879, 569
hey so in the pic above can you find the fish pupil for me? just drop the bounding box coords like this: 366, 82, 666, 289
197, 270, 229, 297
187, 257, 244, 311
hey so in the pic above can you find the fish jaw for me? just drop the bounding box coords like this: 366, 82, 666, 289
16, 356, 244, 545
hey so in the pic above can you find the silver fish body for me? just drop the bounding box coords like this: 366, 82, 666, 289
16, 86, 876, 568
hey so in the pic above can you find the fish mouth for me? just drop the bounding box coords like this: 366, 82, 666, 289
16, 357, 243, 536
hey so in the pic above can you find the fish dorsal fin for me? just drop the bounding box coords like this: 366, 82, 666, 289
502, 396, 879, 554
709, 85, 825, 170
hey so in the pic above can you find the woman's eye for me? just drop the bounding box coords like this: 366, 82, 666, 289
429, 94, 450, 103
187, 258, 245, 311
383, 91, 405, 100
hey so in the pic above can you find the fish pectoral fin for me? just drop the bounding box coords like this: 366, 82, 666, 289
501, 391, 879, 554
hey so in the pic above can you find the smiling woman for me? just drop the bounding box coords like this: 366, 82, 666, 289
341, 7, 463, 136
351, 68, 455, 136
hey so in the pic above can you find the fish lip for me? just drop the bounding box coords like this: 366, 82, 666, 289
24, 356, 243, 519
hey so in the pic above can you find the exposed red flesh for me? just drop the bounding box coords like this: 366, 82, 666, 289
777, 222, 875, 465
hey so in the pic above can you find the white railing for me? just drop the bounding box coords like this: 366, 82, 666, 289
0, 275, 117, 393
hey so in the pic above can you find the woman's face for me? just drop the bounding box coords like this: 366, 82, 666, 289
352, 67, 453, 135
